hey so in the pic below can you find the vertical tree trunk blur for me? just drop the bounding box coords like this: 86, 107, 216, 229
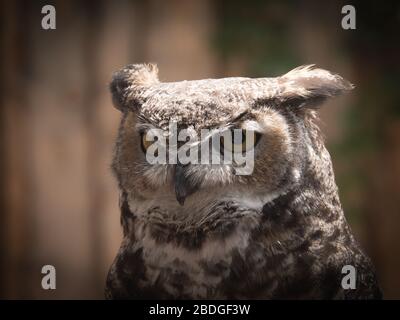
348, 0, 400, 298
1, 0, 35, 299
369, 123, 400, 298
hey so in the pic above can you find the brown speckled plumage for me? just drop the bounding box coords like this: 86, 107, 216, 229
106, 64, 381, 299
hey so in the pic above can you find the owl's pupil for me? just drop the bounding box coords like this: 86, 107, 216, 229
140, 133, 158, 153
219, 136, 225, 157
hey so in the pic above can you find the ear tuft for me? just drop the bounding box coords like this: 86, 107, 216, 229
110, 63, 159, 111
278, 65, 354, 109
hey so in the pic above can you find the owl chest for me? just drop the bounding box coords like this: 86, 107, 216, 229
140, 245, 231, 298
133, 221, 273, 299
124, 198, 286, 298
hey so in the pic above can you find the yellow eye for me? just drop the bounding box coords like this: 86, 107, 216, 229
140, 132, 155, 152
221, 130, 261, 153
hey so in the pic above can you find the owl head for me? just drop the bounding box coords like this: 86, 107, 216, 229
110, 64, 352, 209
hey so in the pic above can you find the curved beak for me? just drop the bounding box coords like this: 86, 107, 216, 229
174, 163, 200, 206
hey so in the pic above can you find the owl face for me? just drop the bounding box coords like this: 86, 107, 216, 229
111, 64, 352, 209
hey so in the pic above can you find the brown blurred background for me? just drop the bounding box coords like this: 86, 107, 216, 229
0, 0, 399, 299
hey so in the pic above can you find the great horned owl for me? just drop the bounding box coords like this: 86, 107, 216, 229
105, 63, 381, 299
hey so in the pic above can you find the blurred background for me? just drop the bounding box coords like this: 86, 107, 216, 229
0, 0, 399, 299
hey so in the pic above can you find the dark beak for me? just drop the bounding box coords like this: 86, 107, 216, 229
174, 163, 200, 206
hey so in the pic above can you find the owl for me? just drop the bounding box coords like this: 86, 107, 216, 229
105, 63, 381, 299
